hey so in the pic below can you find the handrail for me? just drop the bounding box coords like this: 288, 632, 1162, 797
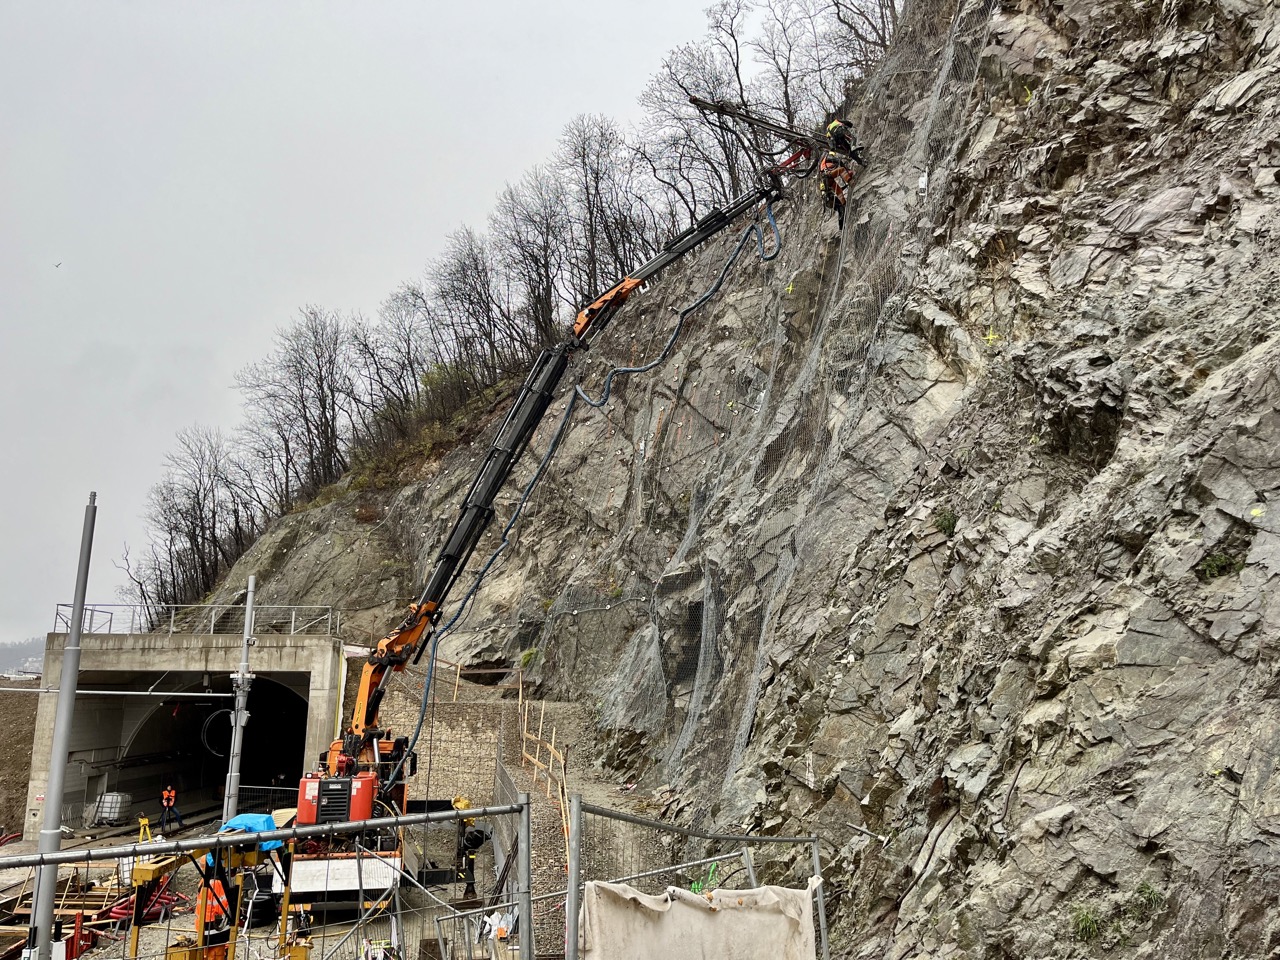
51, 603, 333, 636
0, 803, 526, 869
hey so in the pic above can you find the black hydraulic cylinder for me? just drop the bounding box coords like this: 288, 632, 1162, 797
413, 342, 572, 620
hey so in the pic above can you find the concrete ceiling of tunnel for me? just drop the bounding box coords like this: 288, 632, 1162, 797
72, 669, 311, 699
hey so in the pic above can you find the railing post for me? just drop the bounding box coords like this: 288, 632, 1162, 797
168, 606, 175, 636
433, 916, 447, 960
812, 839, 829, 960
742, 846, 757, 887
566, 793, 582, 960
517, 793, 533, 960
291, 609, 297, 635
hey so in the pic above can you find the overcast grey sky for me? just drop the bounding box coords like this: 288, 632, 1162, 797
0, 1, 709, 643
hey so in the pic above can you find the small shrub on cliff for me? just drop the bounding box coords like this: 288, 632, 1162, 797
1072, 906, 1101, 942
354, 504, 382, 523
1197, 552, 1244, 580
1134, 881, 1166, 915
934, 507, 959, 538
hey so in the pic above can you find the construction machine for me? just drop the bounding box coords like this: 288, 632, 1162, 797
300, 103, 875, 831
286, 171, 787, 907
298, 173, 786, 834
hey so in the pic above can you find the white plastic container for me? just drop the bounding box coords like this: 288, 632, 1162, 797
95, 792, 131, 823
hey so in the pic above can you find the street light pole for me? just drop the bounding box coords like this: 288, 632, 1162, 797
32, 493, 97, 960
221, 575, 255, 823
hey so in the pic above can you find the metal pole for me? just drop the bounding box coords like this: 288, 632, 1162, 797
517, 793, 533, 960
0, 803, 526, 870
32, 492, 97, 960
222, 576, 256, 823
433, 917, 448, 960
566, 793, 581, 960
812, 840, 829, 960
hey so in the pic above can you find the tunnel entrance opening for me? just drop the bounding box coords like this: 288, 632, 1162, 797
116, 674, 308, 819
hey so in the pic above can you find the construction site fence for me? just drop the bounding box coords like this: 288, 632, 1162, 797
0, 801, 538, 960
434, 890, 565, 960
490, 753, 566, 958
232, 786, 301, 817
565, 796, 829, 960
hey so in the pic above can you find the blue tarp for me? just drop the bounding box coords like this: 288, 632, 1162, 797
206, 813, 284, 863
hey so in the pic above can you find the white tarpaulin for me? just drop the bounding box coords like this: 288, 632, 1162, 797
579, 877, 820, 960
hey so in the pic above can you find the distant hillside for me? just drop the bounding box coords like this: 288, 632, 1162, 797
0, 638, 44, 676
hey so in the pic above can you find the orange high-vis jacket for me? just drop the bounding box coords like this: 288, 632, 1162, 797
162, 789, 176, 807
204, 880, 228, 923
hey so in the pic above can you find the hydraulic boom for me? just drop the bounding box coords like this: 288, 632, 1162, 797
308, 175, 785, 813
688, 96, 866, 176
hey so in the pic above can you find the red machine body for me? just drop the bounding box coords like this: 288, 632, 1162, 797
350, 772, 377, 820
295, 771, 377, 826
296, 772, 323, 826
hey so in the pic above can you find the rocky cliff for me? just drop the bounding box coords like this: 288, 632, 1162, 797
211, 0, 1280, 954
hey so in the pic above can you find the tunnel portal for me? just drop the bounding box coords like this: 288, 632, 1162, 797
118, 674, 309, 817
26, 628, 344, 839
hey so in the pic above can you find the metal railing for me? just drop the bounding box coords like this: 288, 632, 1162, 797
233, 785, 300, 815
52, 603, 333, 636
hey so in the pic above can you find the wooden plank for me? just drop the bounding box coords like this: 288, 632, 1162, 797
546, 729, 557, 798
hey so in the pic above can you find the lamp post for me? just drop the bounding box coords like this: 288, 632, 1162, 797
221, 575, 255, 823
32, 493, 97, 960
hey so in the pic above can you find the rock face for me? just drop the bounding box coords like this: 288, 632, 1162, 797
211, 0, 1280, 954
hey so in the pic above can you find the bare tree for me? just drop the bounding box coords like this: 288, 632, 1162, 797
831, 0, 900, 75
492, 166, 571, 346
124, 425, 265, 607
430, 227, 528, 382
639, 38, 762, 214
236, 306, 354, 499
555, 115, 674, 310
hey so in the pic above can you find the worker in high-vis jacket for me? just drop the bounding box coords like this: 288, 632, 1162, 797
827, 117, 856, 155
159, 784, 186, 832
819, 152, 856, 228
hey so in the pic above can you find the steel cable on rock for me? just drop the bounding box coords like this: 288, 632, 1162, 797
383, 198, 784, 791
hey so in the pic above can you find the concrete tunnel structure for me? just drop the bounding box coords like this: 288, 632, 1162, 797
24, 606, 345, 840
